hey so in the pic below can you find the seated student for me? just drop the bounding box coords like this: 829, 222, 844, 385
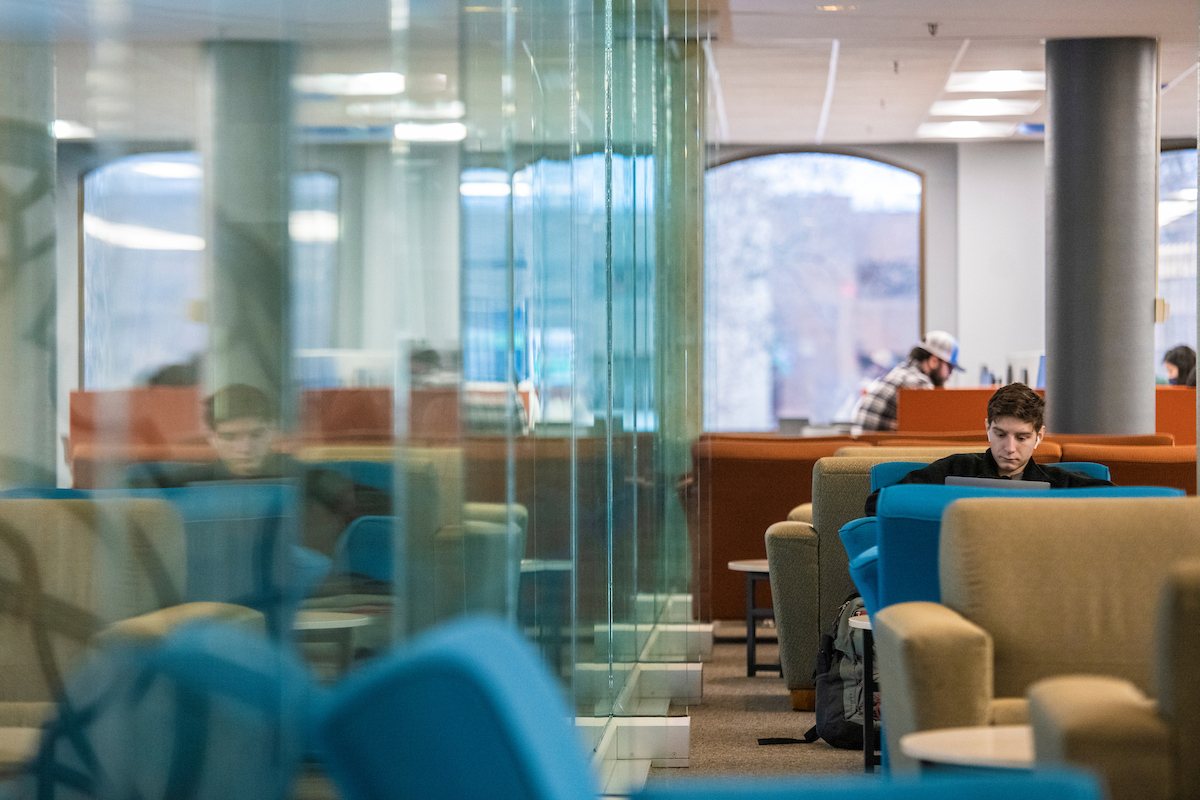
864, 382, 1113, 515
129, 383, 388, 555
1162, 344, 1197, 386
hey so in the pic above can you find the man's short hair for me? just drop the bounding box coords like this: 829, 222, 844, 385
908, 346, 933, 362
986, 382, 1044, 430
204, 384, 275, 429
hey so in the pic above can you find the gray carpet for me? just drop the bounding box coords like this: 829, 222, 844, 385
645, 623, 864, 783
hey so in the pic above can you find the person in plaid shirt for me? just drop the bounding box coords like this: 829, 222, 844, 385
851, 330, 963, 431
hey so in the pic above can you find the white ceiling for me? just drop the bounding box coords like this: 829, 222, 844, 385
18, 0, 1200, 146
711, 0, 1199, 144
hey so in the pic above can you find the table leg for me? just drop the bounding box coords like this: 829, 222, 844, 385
745, 572, 756, 676
863, 626, 876, 772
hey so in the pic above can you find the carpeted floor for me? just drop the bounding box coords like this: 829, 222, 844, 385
296, 622, 866, 798
644, 621, 864, 784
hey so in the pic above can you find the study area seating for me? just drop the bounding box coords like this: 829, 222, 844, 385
317, 615, 1103, 800
0, 497, 262, 769
765, 453, 946, 709
1028, 559, 1200, 800
10, 620, 313, 799
874, 495, 1200, 773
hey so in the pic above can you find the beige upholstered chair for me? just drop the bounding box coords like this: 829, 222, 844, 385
0, 498, 261, 769
875, 496, 1200, 772
765, 453, 942, 710
1027, 558, 1200, 800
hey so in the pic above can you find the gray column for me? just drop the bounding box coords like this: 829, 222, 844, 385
0, 44, 56, 484
203, 41, 293, 416
1045, 38, 1158, 433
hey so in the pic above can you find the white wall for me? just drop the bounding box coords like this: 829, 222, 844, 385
955, 141, 1047, 386
863, 143, 960, 339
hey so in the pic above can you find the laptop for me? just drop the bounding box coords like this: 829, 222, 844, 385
944, 475, 1051, 490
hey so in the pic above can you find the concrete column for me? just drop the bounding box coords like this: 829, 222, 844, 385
0, 43, 56, 484
203, 41, 294, 416
1045, 37, 1158, 433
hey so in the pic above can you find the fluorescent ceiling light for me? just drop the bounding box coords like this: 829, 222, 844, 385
816, 3, 857, 10
917, 121, 1017, 139
52, 119, 95, 140
83, 213, 205, 251
293, 72, 406, 97
289, 210, 340, 243
929, 98, 1041, 117
130, 161, 203, 180
393, 121, 467, 142
346, 99, 465, 120
460, 182, 511, 198
946, 70, 1045, 93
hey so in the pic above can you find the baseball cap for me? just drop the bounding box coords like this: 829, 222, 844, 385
920, 330, 963, 371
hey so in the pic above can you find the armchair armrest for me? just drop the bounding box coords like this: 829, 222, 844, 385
1029, 675, 1169, 800
765, 521, 818, 708
787, 503, 813, 524
97, 602, 265, 644
874, 601, 993, 772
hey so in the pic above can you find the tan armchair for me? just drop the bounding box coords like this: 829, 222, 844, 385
1028, 559, 1200, 800
874, 496, 1200, 772
764, 453, 943, 710
0, 497, 262, 771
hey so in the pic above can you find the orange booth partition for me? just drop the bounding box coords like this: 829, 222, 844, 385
896, 386, 1195, 446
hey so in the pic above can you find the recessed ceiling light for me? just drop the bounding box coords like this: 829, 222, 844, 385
393, 121, 468, 142
816, 3, 857, 10
945, 70, 1045, 93
917, 121, 1018, 139
929, 98, 1042, 117
293, 72, 406, 97
52, 119, 95, 140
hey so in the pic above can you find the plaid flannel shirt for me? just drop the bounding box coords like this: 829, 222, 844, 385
851, 360, 933, 431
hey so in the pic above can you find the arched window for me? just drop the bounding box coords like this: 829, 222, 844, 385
1156, 147, 1197, 382
704, 152, 923, 430
81, 152, 340, 389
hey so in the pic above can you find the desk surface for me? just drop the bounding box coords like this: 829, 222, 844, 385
293, 610, 373, 631
727, 558, 769, 573
900, 724, 1033, 770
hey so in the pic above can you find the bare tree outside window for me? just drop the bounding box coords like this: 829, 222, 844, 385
704, 152, 922, 430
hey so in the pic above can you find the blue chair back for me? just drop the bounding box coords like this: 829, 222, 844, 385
318, 615, 597, 800
875, 484, 1184, 609
21, 621, 318, 800
847, 545, 880, 615
868, 461, 929, 492
1054, 461, 1111, 481
634, 771, 1102, 800
112, 483, 315, 634
838, 516, 877, 562
333, 515, 395, 583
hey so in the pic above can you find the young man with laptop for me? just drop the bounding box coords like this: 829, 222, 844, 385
863, 382, 1113, 515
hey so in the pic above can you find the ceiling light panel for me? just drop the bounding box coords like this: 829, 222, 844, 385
929, 98, 1042, 116
917, 121, 1017, 139
945, 70, 1045, 93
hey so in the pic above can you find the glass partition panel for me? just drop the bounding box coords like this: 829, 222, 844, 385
0, 0, 707, 791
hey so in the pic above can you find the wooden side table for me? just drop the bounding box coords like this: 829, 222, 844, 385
726, 559, 781, 677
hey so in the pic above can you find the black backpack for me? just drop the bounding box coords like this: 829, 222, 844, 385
801, 593, 878, 749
